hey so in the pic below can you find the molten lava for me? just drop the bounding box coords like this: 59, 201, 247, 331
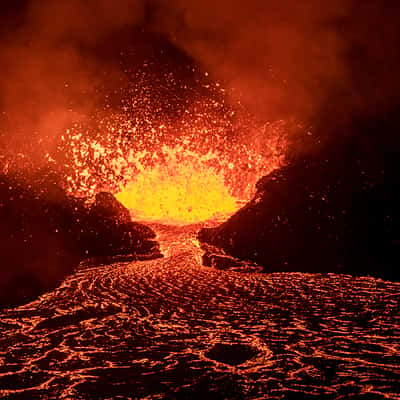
115, 150, 238, 224
45, 72, 288, 225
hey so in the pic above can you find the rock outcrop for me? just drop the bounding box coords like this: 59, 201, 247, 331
199, 119, 400, 281
0, 176, 161, 308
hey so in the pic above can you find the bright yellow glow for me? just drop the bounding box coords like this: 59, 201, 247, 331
115, 150, 239, 225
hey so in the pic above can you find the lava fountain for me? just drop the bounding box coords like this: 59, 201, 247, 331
115, 145, 238, 224
57, 119, 288, 225
48, 73, 288, 225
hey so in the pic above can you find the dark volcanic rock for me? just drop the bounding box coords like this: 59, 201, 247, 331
202, 245, 263, 273
199, 118, 400, 281
90, 192, 131, 224
0, 176, 161, 308
205, 343, 259, 366
83, 192, 159, 258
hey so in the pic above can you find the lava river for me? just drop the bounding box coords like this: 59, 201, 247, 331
0, 224, 399, 399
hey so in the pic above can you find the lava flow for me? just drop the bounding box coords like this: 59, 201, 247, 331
1, 223, 399, 399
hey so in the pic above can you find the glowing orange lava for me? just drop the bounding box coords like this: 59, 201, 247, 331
53, 72, 288, 225
115, 162, 238, 225
111, 127, 287, 224
115, 146, 239, 224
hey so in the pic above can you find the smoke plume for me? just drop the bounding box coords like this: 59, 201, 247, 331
1, 0, 399, 168
152, 0, 400, 133
0, 0, 145, 168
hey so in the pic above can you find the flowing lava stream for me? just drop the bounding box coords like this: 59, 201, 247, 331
1, 215, 400, 399
1, 79, 399, 399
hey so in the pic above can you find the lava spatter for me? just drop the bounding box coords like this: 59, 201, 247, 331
49, 70, 288, 224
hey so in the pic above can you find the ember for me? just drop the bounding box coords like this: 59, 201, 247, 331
55, 76, 287, 225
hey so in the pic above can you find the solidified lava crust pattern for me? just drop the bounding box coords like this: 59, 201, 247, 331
0, 227, 400, 399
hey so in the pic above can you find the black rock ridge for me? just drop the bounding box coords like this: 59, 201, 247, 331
199, 119, 400, 281
0, 176, 161, 308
